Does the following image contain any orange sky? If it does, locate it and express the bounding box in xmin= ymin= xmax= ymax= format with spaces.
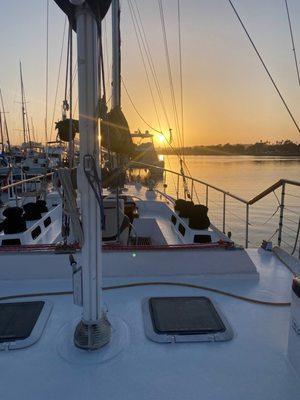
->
xmin=1 ymin=0 xmax=300 ymax=147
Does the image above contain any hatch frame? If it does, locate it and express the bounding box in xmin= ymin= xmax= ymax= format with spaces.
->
xmin=142 ymin=296 xmax=234 ymax=343
xmin=0 ymin=300 xmax=53 ymax=351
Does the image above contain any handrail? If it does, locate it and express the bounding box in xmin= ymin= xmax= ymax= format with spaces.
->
xmin=131 ymin=160 xmax=300 ymax=250
xmin=131 ymin=161 xmax=248 ymax=204
xmin=0 ymin=171 xmax=54 ymax=192
xmin=131 ymin=160 xmax=300 ymax=206
xmin=1 ymin=161 xmax=300 ymax=252
xmin=248 ymin=179 xmax=300 ymax=205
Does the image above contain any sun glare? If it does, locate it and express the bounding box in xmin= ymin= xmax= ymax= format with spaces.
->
xmin=157 ymin=134 xmax=165 ymax=143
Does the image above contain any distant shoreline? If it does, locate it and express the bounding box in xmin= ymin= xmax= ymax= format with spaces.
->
xmin=157 ymin=152 xmax=300 ymax=156
xmin=156 ymin=141 xmax=300 ymax=157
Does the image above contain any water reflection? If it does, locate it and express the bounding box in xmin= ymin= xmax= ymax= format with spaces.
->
xmin=151 ymin=155 xmax=300 ymax=250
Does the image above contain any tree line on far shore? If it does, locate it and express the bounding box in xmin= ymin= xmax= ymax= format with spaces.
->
xmin=157 ymin=140 xmax=300 ymax=156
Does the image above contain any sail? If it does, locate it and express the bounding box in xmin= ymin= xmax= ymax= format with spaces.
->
xmin=53 ymin=0 xmax=111 ymax=30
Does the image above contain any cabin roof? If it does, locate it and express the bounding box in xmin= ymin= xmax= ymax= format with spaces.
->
xmin=0 ymin=249 xmax=299 ymax=399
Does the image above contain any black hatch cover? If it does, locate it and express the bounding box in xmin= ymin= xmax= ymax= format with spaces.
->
xmin=149 ymin=297 xmax=226 ymax=335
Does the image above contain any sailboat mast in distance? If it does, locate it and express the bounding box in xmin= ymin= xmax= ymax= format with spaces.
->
xmin=19 ymin=62 xmax=32 ymax=147
xmin=0 ymin=88 xmax=11 ymax=152
xmin=19 ymin=62 xmax=27 ymax=145
xmin=111 ymin=0 xmax=121 ymax=109
xmin=0 ymin=110 xmax=3 ymax=152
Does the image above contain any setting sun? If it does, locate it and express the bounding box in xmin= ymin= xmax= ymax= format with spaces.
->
xmin=157 ymin=133 xmax=165 ymax=143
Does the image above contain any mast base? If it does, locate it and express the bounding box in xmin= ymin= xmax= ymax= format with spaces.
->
xmin=74 ymin=313 xmax=111 ymax=350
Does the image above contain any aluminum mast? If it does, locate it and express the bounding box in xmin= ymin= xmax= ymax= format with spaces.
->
xmin=70 ymin=0 xmax=111 ymax=350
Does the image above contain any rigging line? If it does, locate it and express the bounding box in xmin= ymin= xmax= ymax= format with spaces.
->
xmin=25 ymin=92 xmax=31 ymax=143
xmin=45 ymin=0 xmax=50 ymax=143
xmin=285 ymin=193 xmax=300 ymax=199
xmin=284 ymin=224 xmax=298 ymax=235
xmin=50 ymin=16 xmax=67 ymax=142
xmin=177 ymin=0 xmax=185 ymax=156
xmin=65 ymin=62 xmax=78 ymax=106
xmin=261 ymin=205 xmax=280 ymax=225
xmin=121 ymin=76 xmax=162 ymax=134
xmin=162 ymin=142 xmax=177 ymax=194
xmin=68 ymin=22 xmax=74 ymax=168
xmin=65 ymin=65 xmax=78 ymax=119
xmin=127 ymin=0 xmax=162 ymax=131
xmin=20 ymin=67 xmax=32 ymax=144
xmin=267 ymin=228 xmax=279 ymax=242
xmin=131 ymin=0 xmax=171 ymax=130
xmin=0 ymin=89 xmax=11 ymax=150
xmin=285 ymin=207 xmax=300 ymax=215
xmin=122 ymin=74 xmax=188 ymax=166
xmin=131 ymin=0 xmax=190 ymax=175
xmin=291 ymin=217 xmax=300 ymax=255
xmin=103 ymin=18 xmax=111 ymax=96
xmin=273 ymin=189 xmax=281 ymax=206
xmin=0 ymin=112 xmax=3 ymax=150
xmin=284 ymin=215 xmax=300 ymax=225
xmin=284 ymin=0 xmax=300 ymax=87
xmin=99 ymin=23 xmax=107 ymax=102
xmin=64 ymin=27 xmax=70 ymax=102
xmin=227 ymin=0 xmax=300 ymax=134
xmin=73 ymin=96 xmax=79 ymax=116
xmin=123 ymin=67 xmax=195 ymax=197
xmin=158 ymin=0 xmax=183 ymax=149
xmin=0 ymin=281 xmax=290 ymax=306
xmin=30 ymin=117 xmax=36 ymax=142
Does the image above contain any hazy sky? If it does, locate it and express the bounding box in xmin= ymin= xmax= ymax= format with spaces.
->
xmin=1 ymin=0 xmax=300 ymax=146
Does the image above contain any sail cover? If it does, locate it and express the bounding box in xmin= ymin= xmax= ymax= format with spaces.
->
xmin=53 ymin=0 xmax=111 ymax=30
xmin=101 ymin=106 xmax=135 ymax=156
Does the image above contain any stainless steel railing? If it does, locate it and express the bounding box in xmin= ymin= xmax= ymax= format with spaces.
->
xmin=131 ymin=161 xmax=300 ymax=253
xmin=1 ymin=162 xmax=300 ymax=255
xmin=0 ymin=170 xmax=55 ymax=207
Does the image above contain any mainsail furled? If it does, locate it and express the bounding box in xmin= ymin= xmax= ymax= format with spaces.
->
xmin=101 ymin=106 xmax=135 ymax=156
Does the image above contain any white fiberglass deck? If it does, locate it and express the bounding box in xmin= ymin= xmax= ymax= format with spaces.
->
xmin=0 ymin=249 xmax=299 ymax=400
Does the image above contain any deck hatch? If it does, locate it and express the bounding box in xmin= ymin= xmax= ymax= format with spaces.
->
xmin=143 ymin=296 xmax=233 ymax=343
xmin=150 ymin=297 xmax=225 ymax=334
xmin=0 ymin=301 xmax=52 ymax=350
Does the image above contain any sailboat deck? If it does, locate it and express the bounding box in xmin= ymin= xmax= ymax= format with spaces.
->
xmin=0 ymin=249 xmax=299 ymax=400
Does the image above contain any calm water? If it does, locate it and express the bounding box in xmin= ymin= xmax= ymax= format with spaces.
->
xmin=157 ymin=155 xmax=300 ymax=252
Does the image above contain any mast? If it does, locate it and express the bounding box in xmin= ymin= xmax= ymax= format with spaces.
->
xmin=111 ymin=0 xmax=121 ymax=109
xmin=0 ymin=89 xmax=11 ymax=152
xmin=19 ymin=62 xmax=27 ymax=145
xmin=31 ymin=117 xmax=36 ymax=143
xmin=71 ymin=0 xmax=111 ymax=350
xmin=19 ymin=62 xmax=32 ymax=148
xmin=0 ymin=111 xmax=3 ymax=153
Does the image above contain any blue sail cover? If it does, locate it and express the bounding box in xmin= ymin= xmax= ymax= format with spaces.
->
xmin=53 ymin=0 xmax=111 ymax=30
